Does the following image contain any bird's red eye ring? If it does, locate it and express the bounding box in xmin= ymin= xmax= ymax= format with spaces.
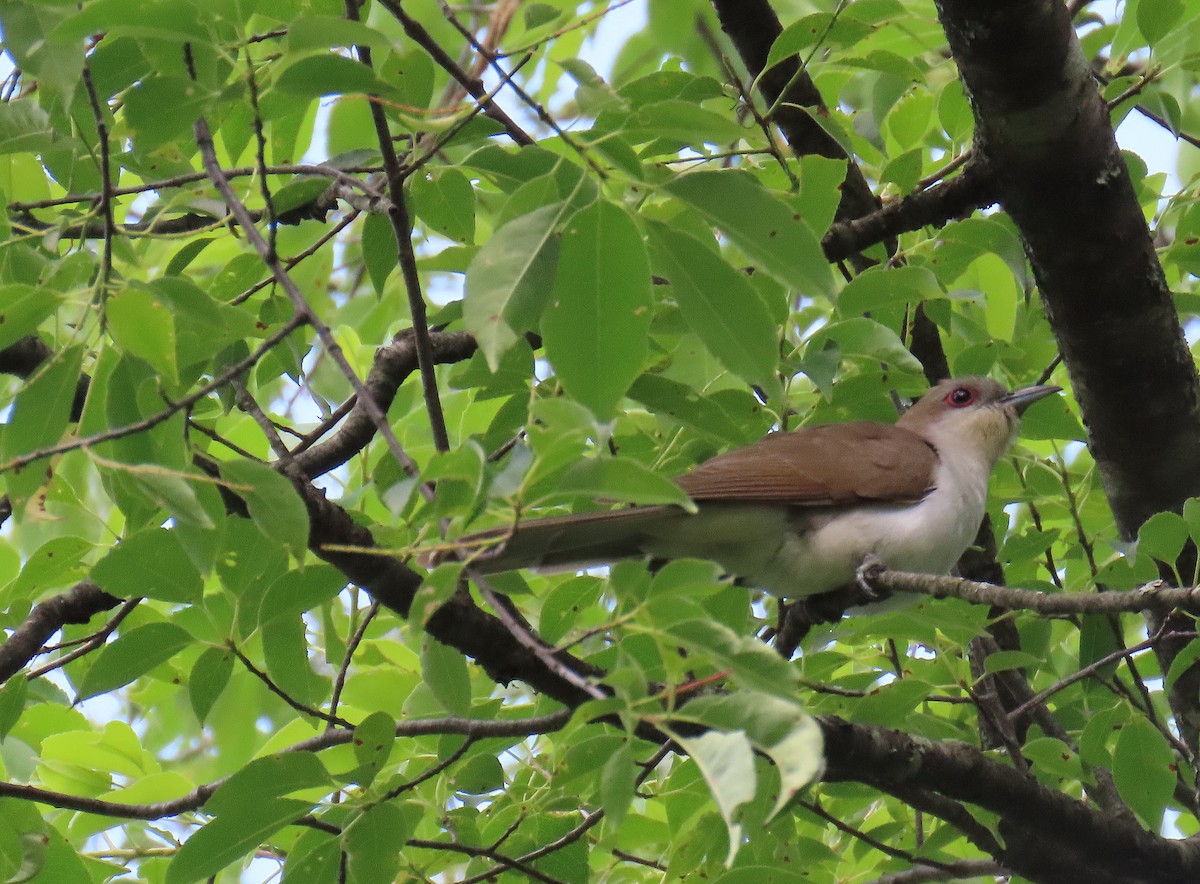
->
xmin=945 ymin=386 xmax=977 ymax=408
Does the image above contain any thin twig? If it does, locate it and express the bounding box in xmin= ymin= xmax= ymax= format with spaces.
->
xmin=373 ymin=0 xmax=534 ymax=146
xmin=228 ymin=642 xmax=354 ymax=729
xmin=439 ymin=2 xmax=608 ymax=179
xmin=0 ymin=710 xmax=572 ymax=819
xmin=80 ymin=63 xmax=114 ymax=301
xmin=245 ymin=46 xmax=278 ymax=262
xmin=863 ymin=566 xmax=1200 ymax=616
xmin=235 ymin=383 xmax=293 ymax=462
xmin=28 ymin=599 xmax=142 ymax=679
xmin=800 ymin=798 xmax=958 ymax=871
xmin=194 ymin=116 xmax=428 ymax=493
xmin=346 ymin=0 xmax=451 ymax=453
xmin=407 ymin=838 xmax=563 ymax=883
xmin=475 ymin=574 xmax=606 ymax=700
xmin=326 ymin=599 xmax=378 ymax=731
xmin=1007 ymin=628 xmax=1190 ymax=725
xmin=0 ymin=314 xmax=308 ymax=476
xmin=379 ymin=735 xmax=473 ymax=801
xmin=8 ymin=163 xmax=383 ymax=211
xmin=231 ymin=209 xmax=361 ymax=306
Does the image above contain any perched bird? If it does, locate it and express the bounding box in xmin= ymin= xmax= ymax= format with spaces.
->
xmin=445 ymin=377 xmax=1060 ymax=597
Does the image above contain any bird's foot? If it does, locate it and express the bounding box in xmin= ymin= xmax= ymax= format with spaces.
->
xmin=855 ymin=555 xmax=888 ymax=602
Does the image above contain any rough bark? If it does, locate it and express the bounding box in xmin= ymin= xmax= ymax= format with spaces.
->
xmin=935 ymin=0 xmax=1200 ymax=536
xmin=935 ymin=0 xmax=1200 ymax=756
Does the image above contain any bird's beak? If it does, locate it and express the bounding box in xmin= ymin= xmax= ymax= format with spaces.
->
xmin=1001 ymin=384 xmax=1062 ymax=414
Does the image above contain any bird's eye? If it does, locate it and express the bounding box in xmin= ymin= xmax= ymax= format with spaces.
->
xmin=945 ymin=387 xmax=977 ymax=408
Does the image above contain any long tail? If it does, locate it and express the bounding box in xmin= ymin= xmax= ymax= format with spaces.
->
xmin=447 ymin=506 xmax=683 ymax=573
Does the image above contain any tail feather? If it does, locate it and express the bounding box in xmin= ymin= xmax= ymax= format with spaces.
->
xmin=451 ymin=506 xmax=682 ymax=574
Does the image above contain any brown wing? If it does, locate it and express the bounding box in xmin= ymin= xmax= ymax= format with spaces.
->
xmin=674 ymin=421 xmax=939 ymax=505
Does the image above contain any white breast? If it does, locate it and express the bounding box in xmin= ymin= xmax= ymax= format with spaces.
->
xmin=726 ymin=447 xmax=991 ymax=598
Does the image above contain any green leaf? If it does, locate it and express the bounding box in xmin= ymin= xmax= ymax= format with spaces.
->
xmin=1 ymin=344 xmax=82 ymax=511
xmin=1026 ymin=738 xmax=1086 ymax=785
xmin=0 ymin=284 xmax=62 ymax=351
xmin=663 ymin=618 xmax=798 ymax=697
xmin=542 ymin=200 xmax=652 ymax=418
xmin=796 ymin=155 xmax=847 ymax=243
xmin=1167 ymin=640 xmax=1200 ymax=690
xmin=106 ymin=287 xmax=178 ymax=386
xmin=0 ymin=102 xmax=54 ymax=155
xmin=262 ymin=614 xmax=327 ymax=706
xmin=77 ymin=623 xmax=192 ymax=700
xmin=1000 ymin=527 xmax=1061 ymax=565
xmin=464 ymin=202 xmax=570 ymax=369
xmin=851 ymin=679 xmax=935 ymax=726
xmin=766 ymin=13 xmax=872 ymax=68
xmin=648 ymin=224 xmax=779 ymax=386
xmin=421 ymin=636 xmax=471 ymax=716
xmin=0 ymin=810 xmax=23 ymax=881
xmin=205 ymin=753 xmax=330 ymax=815
xmin=1138 ymin=0 xmax=1185 ymax=44
xmin=884 ymin=89 xmax=933 ymax=150
xmin=1137 ymin=511 xmax=1189 ymax=565
xmin=346 ymin=711 xmax=396 ymax=787
xmin=679 ymin=692 xmax=823 ymax=819
xmin=361 ymin=212 xmax=397 ymax=296
xmin=556 ymin=457 xmax=695 ymax=510
xmin=288 ymin=15 xmax=388 ymax=51
xmin=1183 ymin=497 xmax=1200 ymax=547
xmin=671 ymin=729 xmax=755 ymax=864
xmin=599 ymin=742 xmax=637 ymax=831
xmin=343 ymin=803 xmax=415 ymax=884
xmin=282 ymin=830 xmax=341 ymax=883
xmin=938 ymin=216 xmax=1030 ymax=289
xmin=53 ymin=0 xmax=208 ymax=42
xmin=663 ymin=170 xmax=833 ymax=299
xmin=1 ymin=536 xmax=92 ymax=608
xmin=1111 ymin=718 xmax=1176 ymax=827
xmin=1017 ymin=395 xmax=1086 ymax=442
xmin=189 ymin=647 xmax=233 ymax=725
xmin=451 ymin=753 xmax=505 ymax=794
xmin=628 ymin=375 xmax=760 ymax=445
xmin=164 ymin=238 xmax=216 ymax=277
xmin=167 ymin=799 xmax=311 ymax=884
xmin=380 ymin=48 xmax=435 ymax=111
xmin=712 ymin=868 xmax=805 ymax=884
xmin=256 ymin=565 xmax=347 ymax=629
xmin=19 ymin=828 xmax=87 ymax=883
xmin=621 ymin=99 xmax=744 ymax=145
xmin=91 ymin=528 xmax=203 ymax=604
xmin=122 ymin=76 xmax=214 ymax=150
xmin=410 ymin=169 xmax=475 ymax=243
xmin=837 ymin=266 xmax=942 ymax=315
xmin=981 ymin=650 xmax=1043 ymax=675
xmin=524 ymin=3 xmax=562 ymax=29
xmin=0 ymin=674 xmax=27 ymax=740
xmin=271 ymin=177 xmax=331 ymax=215
xmin=219 ymin=460 xmax=310 ymax=557
xmin=275 ymin=54 xmax=386 ymax=98
xmin=132 ymin=472 xmax=214 ymax=530
xmin=937 ymin=80 xmax=973 ymax=142
xmin=804 ymin=317 xmax=924 ymax=375
xmin=3 ymin=825 xmax=46 ymax=884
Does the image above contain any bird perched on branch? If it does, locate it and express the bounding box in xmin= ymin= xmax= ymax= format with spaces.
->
xmin=440 ymin=377 xmax=1060 ymax=598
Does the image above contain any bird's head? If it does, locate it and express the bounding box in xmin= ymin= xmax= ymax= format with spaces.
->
xmin=897 ymin=376 xmax=1062 ymax=467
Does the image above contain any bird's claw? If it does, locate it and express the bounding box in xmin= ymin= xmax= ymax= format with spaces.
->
xmin=855 ymin=555 xmax=887 ymax=601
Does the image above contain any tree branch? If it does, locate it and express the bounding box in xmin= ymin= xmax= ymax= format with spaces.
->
xmin=820 ymin=716 xmax=1200 ymax=883
xmin=865 ymin=566 xmax=1200 ymax=616
xmin=0 ymin=582 xmax=121 ymax=685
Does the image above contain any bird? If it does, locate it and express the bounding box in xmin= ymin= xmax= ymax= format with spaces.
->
xmin=442 ymin=377 xmax=1061 ymax=598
